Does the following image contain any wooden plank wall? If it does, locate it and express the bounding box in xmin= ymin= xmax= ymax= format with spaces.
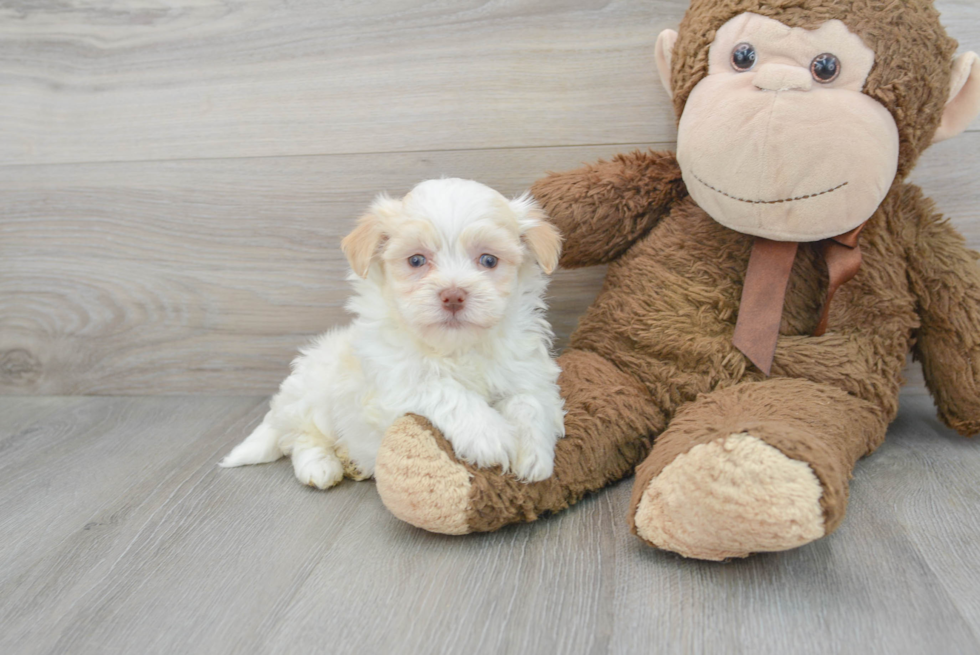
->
xmin=2 ymin=1 xmax=978 ymax=395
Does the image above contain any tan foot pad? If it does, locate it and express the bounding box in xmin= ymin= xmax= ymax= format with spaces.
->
xmin=375 ymin=414 xmax=473 ymax=535
xmin=633 ymin=433 xmax=825 ymax=560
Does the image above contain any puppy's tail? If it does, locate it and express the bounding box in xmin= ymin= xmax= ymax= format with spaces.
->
xmin=219 ymin=412 xmax=284 ymax=468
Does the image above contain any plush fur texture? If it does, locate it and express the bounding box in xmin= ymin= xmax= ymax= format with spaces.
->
xmin=375 ymin=414 xmax=473 ymax=534
xmin=633 ymin=433 xmax=825 ymax=560
xmin=373 ymin=1 xmax=980 ymax=560
xmin=221 ymin=178 xmax=565 ymax=488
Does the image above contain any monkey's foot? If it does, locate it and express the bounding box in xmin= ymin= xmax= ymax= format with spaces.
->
xmin=629 ymin=432 xmax=826 ymax=560
xmin=626 ymin=378 xmax=881 ymax=560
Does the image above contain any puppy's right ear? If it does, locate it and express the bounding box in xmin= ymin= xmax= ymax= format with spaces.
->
xmin=341 ymin=195 xmax=401 ymax=278
xmin=511 ymin=193 xmax=562 ymax=275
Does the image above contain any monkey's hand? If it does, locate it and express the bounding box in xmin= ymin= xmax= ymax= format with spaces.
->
xmin=905 ymin=186 xmax=980 ymax=436
xmin=531 ymin=150 xmax=687 ymax=268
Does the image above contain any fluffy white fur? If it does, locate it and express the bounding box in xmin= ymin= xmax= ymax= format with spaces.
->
xmin=220 ymin=178 xmax=565 ymax=489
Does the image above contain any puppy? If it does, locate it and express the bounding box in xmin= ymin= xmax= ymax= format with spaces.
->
xmin=220 ymin=178 xmax=565 ymax=488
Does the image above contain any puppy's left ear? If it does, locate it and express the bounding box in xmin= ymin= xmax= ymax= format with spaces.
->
xmin=511 ymin=194 xmax=562 ymax=274
xmin=341 ymin=194 xmax=401 ymax=278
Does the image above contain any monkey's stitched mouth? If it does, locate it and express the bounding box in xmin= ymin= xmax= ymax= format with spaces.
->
xmin=692 ymin=173 xmax=848 ymax=205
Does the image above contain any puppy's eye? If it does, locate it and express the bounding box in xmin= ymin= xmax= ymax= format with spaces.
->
xmin=479 ymin=254 xmax=498 ymax=269
xmin=408 ymin=254 xmax=426 ymax=268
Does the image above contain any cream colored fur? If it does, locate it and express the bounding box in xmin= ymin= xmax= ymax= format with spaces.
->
xmin=633 ymin=433 xmax=825 ymax=561
xmin=220 ymin=178 xmax=565 ymax=488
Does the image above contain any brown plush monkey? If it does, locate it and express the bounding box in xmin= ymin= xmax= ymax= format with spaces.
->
xmin=373 ymin=0 xmax=980 ymax=560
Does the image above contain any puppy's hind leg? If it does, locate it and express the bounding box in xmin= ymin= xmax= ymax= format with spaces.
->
xmin=290 ymin=431 xmax=345 ymax=490
xmin=220 ymin=411 xmax=284 ymax=468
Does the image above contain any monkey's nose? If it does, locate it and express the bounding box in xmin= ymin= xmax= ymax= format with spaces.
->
xmin=439 ymin=287 xmax=468 ymax=313
xmin=753 ymin=63 xmax=813 ymax=92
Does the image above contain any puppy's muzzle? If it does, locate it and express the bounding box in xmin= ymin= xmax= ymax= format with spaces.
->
xmin=439 ymin=287 xmax=468 ymax=314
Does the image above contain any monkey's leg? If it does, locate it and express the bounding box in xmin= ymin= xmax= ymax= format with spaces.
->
xmin=375 ymin=349 xmax=666 ymax=534
xmin=628 ymin=378 xmax=888 ymax=560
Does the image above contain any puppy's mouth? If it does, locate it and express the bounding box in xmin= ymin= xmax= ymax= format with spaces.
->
xmin=440 ymin=315 xmax=465 ymax=327
xmin=433 ymin=311 xmax=497 ymax=331
xmin=437 ymin=314 xmax=474 ymax=329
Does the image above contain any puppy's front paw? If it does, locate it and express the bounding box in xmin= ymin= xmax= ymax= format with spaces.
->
xmin=447 ymin=410 xmax=517 ymax=473
xmin=497 ymin=395 xmax=562 ymax=482
xmin=512 ymin=440 xmax=556 ymax=482
xmin=292 ymin=450 xmax=344 ymax=489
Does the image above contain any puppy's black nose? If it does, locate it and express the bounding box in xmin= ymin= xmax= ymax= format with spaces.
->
xmin=439 ymin=287 xmax=467 ymax=313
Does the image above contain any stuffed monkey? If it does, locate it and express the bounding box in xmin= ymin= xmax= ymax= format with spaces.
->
xmin=373 ymin=0 xmax=980 ymax=560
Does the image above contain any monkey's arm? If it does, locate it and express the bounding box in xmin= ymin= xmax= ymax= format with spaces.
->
xmin=531 ymin=150 xmax=687 ymax=268
xmin=904 ymin=186 xmax=980 ymax=436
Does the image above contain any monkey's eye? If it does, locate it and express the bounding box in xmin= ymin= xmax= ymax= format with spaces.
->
xmin=479 ymin=254 xmax=498 ymax=269
xmin=731 ymin=43 xmax=757 ymax=71
xmin=408 ymin=254 xmax=426 ymax=268
xmin=811 ymin=53 xmax=841 ymax=83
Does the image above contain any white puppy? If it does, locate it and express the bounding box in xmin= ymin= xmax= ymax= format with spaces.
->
xmin=220 ymin=178 xmax=565 ymax=488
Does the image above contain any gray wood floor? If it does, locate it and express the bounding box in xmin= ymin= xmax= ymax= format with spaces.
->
xmin=2 ymin=392 xmax=979 ymax=655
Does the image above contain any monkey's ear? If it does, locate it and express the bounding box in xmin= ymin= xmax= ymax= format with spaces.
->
xmin=341 ymin=195 xmax=400 ymax=278
xmin=933 ymin=52 xmax=980 ymax=144
xmin=511 ymin=194 xmax=562 ymax=275
xmin=655 ymin=29 xmax=678 ymax=99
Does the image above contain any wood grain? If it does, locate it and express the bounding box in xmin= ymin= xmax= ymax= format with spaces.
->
xmin=864 ymin=397 xmax=980 ymax=633
xmin=0 ymin=144 xmax=627 ymax=395
xmin=1 ymin=1 xmax=976 ymax=167
xmin=2 ymin=131 xmax=977 ymax=395
xmin=1 ymin=394 xmax=978 ymax=654
xmin=1 ymin=0 xmax=979 ymax=396
xmin=0 ymin=0 xmax=685 ymax=166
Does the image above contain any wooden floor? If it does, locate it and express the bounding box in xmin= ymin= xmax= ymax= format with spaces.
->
xmin=3 ymin=1 xmax=980 ymax=653
xmin=1 ymin=392 xmax=979 ymax=655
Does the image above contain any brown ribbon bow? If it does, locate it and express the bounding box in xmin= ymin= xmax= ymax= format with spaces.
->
xmin=732 ymin=224 xmax=866 ymax=376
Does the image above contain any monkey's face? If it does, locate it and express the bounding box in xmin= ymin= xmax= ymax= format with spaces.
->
xmin=674 ymin=13 xmax=900 ymax=241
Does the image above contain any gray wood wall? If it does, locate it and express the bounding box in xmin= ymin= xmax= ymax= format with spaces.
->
xmin=3 ymin=0 xmax=978 ymax=395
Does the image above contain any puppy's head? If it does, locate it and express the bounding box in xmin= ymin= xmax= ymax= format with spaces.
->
xmin=341 ymin=178 xmax=561 ymax=347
